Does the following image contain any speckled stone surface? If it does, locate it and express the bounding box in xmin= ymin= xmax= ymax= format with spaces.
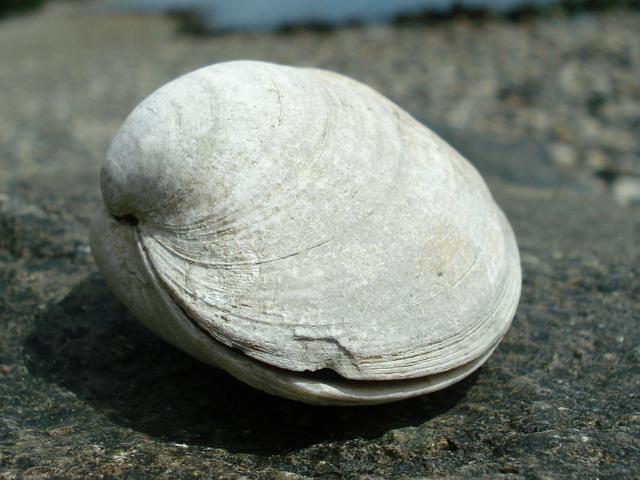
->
xmin=1 ymin=3 xmax=639 ymax=479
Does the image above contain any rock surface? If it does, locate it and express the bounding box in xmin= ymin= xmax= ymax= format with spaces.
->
xmin=1 ymin=3 xmax=639 ymax=478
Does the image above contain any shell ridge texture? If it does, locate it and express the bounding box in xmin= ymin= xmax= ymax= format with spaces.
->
xmin=90 ymin=60 xmax=522 ymax=405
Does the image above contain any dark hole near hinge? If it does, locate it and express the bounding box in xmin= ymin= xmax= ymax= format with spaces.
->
xmin=114 ymin=214 xmax=139 ymax=227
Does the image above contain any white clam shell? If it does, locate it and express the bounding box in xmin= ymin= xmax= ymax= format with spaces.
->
xmin=90 ymin=61 xmax=521 ymax=405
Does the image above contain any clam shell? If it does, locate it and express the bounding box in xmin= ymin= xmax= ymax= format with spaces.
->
xmin=90 ymin=61 xmax=521 ymax=405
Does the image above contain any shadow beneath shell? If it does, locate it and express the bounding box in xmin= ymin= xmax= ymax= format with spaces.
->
xmin=25 ymin=274 xmax=477 ymax=455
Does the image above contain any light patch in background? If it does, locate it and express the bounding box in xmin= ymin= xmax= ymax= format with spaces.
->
xmin=102 ymin=0 xmax=558 ymax=32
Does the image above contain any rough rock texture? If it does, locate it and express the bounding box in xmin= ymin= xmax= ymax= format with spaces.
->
xmin=1 ymin=3 xmax=639 ymax=478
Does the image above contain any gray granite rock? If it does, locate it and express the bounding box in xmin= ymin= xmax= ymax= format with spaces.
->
xmin=1 ymin=3 xmax=638 ymax=479
xmin=2 ymin=178 xmax=638 ymax=479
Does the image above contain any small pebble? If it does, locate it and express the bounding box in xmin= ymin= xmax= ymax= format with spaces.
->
xmin=612 ymin=176 xmax=640 ymax=206
xmin=550 ymin=142 xmax=578 ymax=169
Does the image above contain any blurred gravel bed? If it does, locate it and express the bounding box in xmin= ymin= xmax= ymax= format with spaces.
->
xmin=0 ymin=3 xmax=638 ymax=201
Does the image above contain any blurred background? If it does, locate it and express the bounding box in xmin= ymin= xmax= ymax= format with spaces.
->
xmin=1 ymin=0 xmax=639 ymax=205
